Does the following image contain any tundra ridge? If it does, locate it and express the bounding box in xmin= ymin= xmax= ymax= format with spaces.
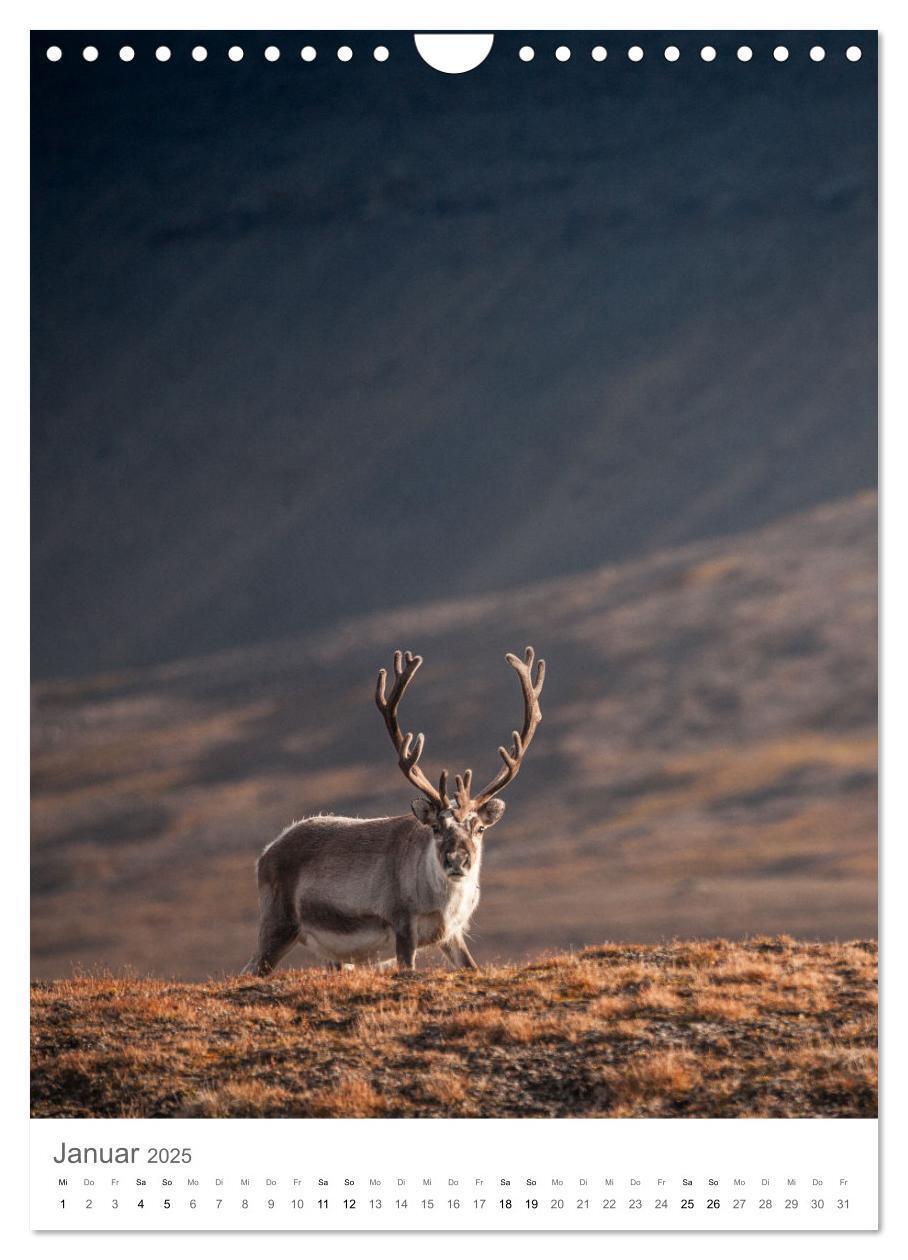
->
xmin=31 ymin=937 xmax=877 ymax=1119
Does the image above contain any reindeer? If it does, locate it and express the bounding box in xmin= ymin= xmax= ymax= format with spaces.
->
xmin=242 ymin=647 xmax=545 ymax=975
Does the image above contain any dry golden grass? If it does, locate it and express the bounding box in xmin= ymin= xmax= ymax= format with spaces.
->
xmin=31 ymin=937 xmax=876 ymax=1119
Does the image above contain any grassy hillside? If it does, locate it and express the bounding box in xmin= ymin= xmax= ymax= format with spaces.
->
xmin=31 ymin=938 xmax=877 ymax=1119
xmin=31 ymin=494 xmax=876 ymax=979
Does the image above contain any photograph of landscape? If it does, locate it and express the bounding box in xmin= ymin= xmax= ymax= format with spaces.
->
xmin=31 ymin=32 xmax=876 ymax=1118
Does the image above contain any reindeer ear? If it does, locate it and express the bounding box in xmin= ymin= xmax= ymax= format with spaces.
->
xmin=477 ymin=799 xmax=506 ymax=827
xmin=411 ymin=798 xmax=438 ymax=826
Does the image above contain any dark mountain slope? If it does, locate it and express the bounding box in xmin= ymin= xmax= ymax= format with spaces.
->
xmin=31 ymin=33 xmax=875 ymax=676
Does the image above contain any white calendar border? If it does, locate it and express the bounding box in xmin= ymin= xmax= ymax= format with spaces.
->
xmin=4 ymin=0 xmax=902 ymax=1255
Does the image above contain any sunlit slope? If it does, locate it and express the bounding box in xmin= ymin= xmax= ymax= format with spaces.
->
xmin=31 ymin=493 xmax=876 ymax=979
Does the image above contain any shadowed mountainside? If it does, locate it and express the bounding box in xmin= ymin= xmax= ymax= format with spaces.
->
xmin=31 ymin=33 xmax=876 ymax=676
xmin=31 ymin=492 xmax=876 ymax=979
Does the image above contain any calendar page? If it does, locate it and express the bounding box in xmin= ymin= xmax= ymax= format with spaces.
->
xmin=29 ymin=11 xmax=878 ymax=1238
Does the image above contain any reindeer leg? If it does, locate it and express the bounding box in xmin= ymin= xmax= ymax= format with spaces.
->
xmin=394 ymin=917 xmax=418 ymax=972
xmin=441 ymin=935 xmax=479 ymax=971
xmin=242 ymin=898 xmax=300 ymax=976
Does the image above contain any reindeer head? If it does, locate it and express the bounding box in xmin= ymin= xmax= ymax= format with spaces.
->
xmin=375 ymin=647 xmax=545 ymax=877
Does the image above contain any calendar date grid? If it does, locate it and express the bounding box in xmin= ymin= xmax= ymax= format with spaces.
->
xmin=52 ymin=1170 xmax=856 ymax=1221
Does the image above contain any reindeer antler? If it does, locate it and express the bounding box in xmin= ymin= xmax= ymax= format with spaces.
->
xmin=375 ymin=651 xmax=450 ymax=808
xmin=453 ymin=769 xmax=473 ymax=815
xmin=470 ymin=646 xmax=545 ymax=808
xmin=375 ymin=646 xmax=544 ymax=813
